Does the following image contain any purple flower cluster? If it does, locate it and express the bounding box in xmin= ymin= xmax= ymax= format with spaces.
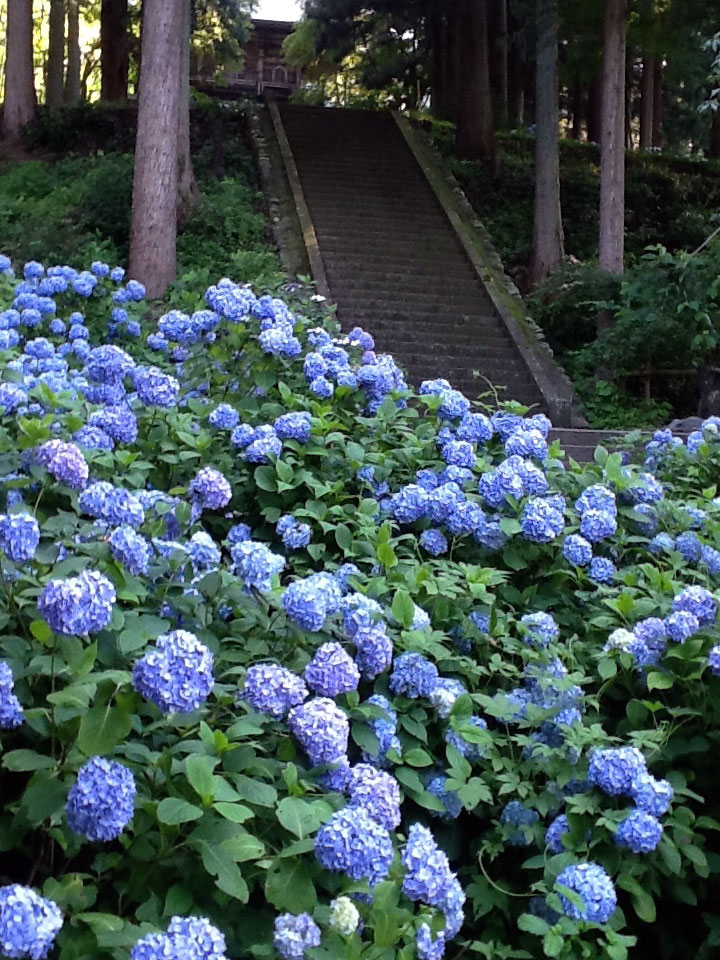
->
xmin=38 ymin=570 xmax=116 ymax=636
xmin=133 ymin=630 xmax=214 ymax=713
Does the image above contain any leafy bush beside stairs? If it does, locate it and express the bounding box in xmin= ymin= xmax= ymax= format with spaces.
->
xmin=0 ymin=254 xmax=719 ymax=959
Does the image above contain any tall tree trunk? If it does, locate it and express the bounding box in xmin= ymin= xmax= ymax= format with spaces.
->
xmin=430 ymin=9 xmax=450 ymax=120
xmin=624 ymin=46 xmax=633 ymax=149
xmin=455 ymin=0 xmax=496 ymax=165
xmin=587 ymin=74 xmax=602 ymax=143
xmin=101 ymin=0 xmax=129 ymax=100
xmin=177 ymin=0 xmax=199 ymax=224
xmin=710 ymin=110 xmax=720 ymax=160
xmin=598 ymin=0 xmax=626 ymax=331
xmin=651 ymin=57 xmax=662 ymax=147
xmin=507 ymin=5 xmax=525 ymax=126
xmin=527 ymin=0 xmax=564 ymax=288
xmin=46 ymin=0 xmax=66 ymax=109
xmin=128 ymin=0 xmax=182 ymax=298
xmin=2 ymin=0 xmax=36 ymax=143
xmin=639 ymin=55 xmax=654 ymax=148
xmin=65 ymin=0 xmax=81 ymax=102
xmin=488 ymin=0 xmax=508 ymax=128
xmin=571 ymin=75 xmax=583 ymax=139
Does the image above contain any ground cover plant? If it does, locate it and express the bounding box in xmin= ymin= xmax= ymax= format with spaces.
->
xmin=0 ymin=252 xmax=719 ymax=960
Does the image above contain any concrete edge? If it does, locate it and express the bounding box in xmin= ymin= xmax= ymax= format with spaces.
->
xmin=246 ymin=104 xmax=310 ymax=279
xmin=392 ymin=112 xmax=581 ymax=428
xmin=267 ymin=101 xmax=331 ymax=299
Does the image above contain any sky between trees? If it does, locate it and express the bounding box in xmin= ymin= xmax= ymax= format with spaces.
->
xmin=256 ymin=0 xmax=301 ymax=21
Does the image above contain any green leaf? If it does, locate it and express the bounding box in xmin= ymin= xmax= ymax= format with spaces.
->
xmin=30 ymin=619 xmax=53 ymax=645
xmin=200 ymin=842 xmax=249 ymax=902
xmin=186 ymin=755 xmax=216 ymax=802
xmin=647 ymin=671 xmax=674 ymax=691
xmin=254 ymin=465 xmax=277 ymax=491
xmin=21 ymin=775 xmax=68 ymax=825
xmin=517 ymin=913 xmax=550 ymax=936
xmin=598 ymin=657 xmax=617 ymax=680
xmin=77 ymin=703 xmax=132 ymax=756
xmin=377 ymin=541 xmax=397 ymax=568
xmin=213 ymin=802 xmax=254 ymax=823
xmin=2 ymin=750 xmax=56 ymax=772
xmin=543 ymin=930 xmax=564 ymax=958
xmin=391 ymin=589 xmax=415 ymax=629
xmin=75 ymin=913 xmax=124 ymax=934
xmin=222 ymin=833 xmax=266 ymax=862
xmin=335 ymin=523 xmax=353 ymax=552
xmin=402 ymin=748 xmax=433 ymax=767
xmin=265 ymin=859 xmax=317 ymax=913
xmin=276 ymin=796 xmax=332 ymax=839
xmin=233 ymin=775 xmax=277 ymax=807
xmin=276 ymin=460 xmax=294 ymax=483
xmin=156 ymin=798 xmax=204 ymax=825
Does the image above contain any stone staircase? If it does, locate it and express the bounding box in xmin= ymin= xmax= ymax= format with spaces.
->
xmin=277 ymin=104 xmax=550 ymax=410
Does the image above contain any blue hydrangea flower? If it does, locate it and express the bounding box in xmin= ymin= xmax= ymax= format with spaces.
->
xmin=0 ymin=513 xmax=39 ymax=563
xmin=288 ymin=698 xmax=349 ymax=764
xmin=273 ymin=913 xmax=321 ymax=960
xmin=520 ymin=498 xmax=564 ymax=543
xmin=361 ymin=694 xmax=401 ymax=767
xmin=675 ymin=531 xmax=702 ymax=563
xmin=38 ymin=570 xmax=115 ymax=636
xmin=427 ymin=776 xmax=462 ymax=820
xmin=189 ymin=467 xmax=232 ymax=510
xmin=588 ymin=556 xmax=616 ymax=584
xmin=66 ymin=756 xmax=136 ymax=842
xmin=630 ymin=773 xmax=673 ymax=817
xmin=563 ymin=534 xmax=593 ymax=567
xmin=401 ymin=822 xmax=465 ymax=933
xmin=500 ymin=800 xmax=539 ymax=846
xmin=133 ymin=631 xmax=214 ymax=713
xmin=277 ymin=516 xmax=311 ymax=551
xmin=346 ymin=763 xmax=401 ymax=828
xmin=315 ymin=806 xmax=393 ymax=886
xmin=390 ymin=652 xmax=439 ymax=699
xmin=274 ymin=411 xmax=312 ymax=443
xmin=664 ymin=610 xmax=700 ymax=643
xmin=240 ymin=663 xmax=308 ymax=718
xmin=0 ymin=884 xmax=63 ymax=960
xmin=283 ymin=577 xmax=330 ymax=632
xmin=588 ymin=746 xmax=646 ymax=797
xmin=131 ymin=917 xmax=227 ymax=960
xmin=505 ymin=427 xmax=548 ymax=460
xmin=545 ymin=814 xmax=570 ymax=853
xmin=133 ymin=366 xmax=179 ymax=408
xmin=88 ymin=405 xmax=138 ymax=444
xmin=615 ymin=808 xmax=663 ymax=853
xmin=36 ymin=439 xmax=88 ymax=489
xmin=232 ymin=540 xmax=285 ymax=592
xmin=73 ymin=425 xmax=114 ymax=451
xmin=109 ymin=526 xmax=151 ymax=576
xmin=456 ymin=412 xmax=493 ymax=443
xmin=700 ymin=544 xmax=720 ymax=575
xmin=556 ymin=862 xmax=616 ymax=923
xmin=576 ymin=485 xmax=616 ymax=516
xmin=208 ymin=403 xmax=239 ymax=429
xmin=520 ymin=611 xmax=559 ymax=647
xmin=390 ymin=484 xmax=429 ymax=524
xmin=0 ymin=662 xmax=23 ymax=729
xmin=445 ymin=716 xmax=489 ymax=761
xmin=353 ymin=622 xmax=393 ymax=679
xmin=672 ymin=585 xmax=717 ymax=626
xmin=304 ymin=642 xmax=360 ymax=696
xmin=579 ymin=508 xmax=617 ymax=543
xmin=709 ymin=644 xmax=720 ymax=676
xmin=420 ymin=528 xmax=448 ymax=556
xmin=78 ymin=482 xmax=145 ymax=528
xmin=187 ymin=531 xmax=221 ymax=573
xmin=244 ymin=425 xmax=283 ymax=463
xmin=649 ymin=532 xmax=675 ymax=555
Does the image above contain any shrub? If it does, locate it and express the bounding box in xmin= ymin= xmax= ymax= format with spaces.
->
xmin=0 ymin=253 xmax=719 ymax=960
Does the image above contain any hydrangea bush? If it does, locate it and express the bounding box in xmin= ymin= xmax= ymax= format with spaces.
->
xmin=0 ymin=253 xmax=719 ymax=959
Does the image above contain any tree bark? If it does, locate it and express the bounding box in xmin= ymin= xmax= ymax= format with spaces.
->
xmin=430 ymin=8 xmax=450 ymax=120
xmin=506 ymin=4 xmax=524 ymax=126
xmin=2 ymin=0 xmax=36 ymax=144
xmin=177 ymin=0 xmax=200 ymax=224
xmin=488 ymin=0 xmax=508 ymax=128
xmin=598 ymin=0 xmax=626 ymax=333
xmin=101 ymin=0 xmax=129 ymax=100
xmin=455 ymin=0 xmax=496 ymax=166
xmin=639 ymin=55 xmax=654 ymax=149
xmin=46 ymin=0 xmax=66 ymax=110
xmin=651 ymin=56 xmax=662 ymax=147
xmin=128 ymin=0 xmax=182 ymax=298
xmin=527 ymin=0 xmax=564 ymax=288
xmin=624 ymin=46 xmax=633 ymax=149
xmin=65 ymin=0 xmax=82 ymax=102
